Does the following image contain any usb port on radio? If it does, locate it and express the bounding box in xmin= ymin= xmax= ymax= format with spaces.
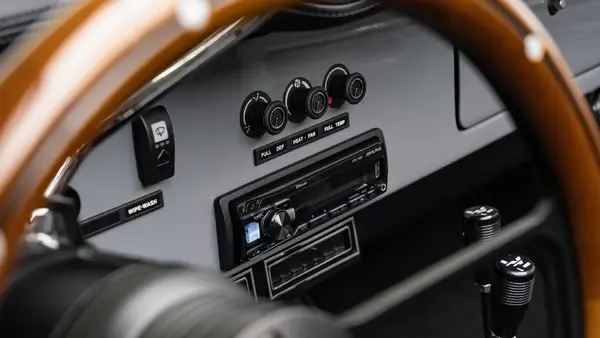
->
xmin=374 ymin=160 xmax=381 ymax=179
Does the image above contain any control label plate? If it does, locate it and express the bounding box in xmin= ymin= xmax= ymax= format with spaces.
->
xmin=253 ymin=113 xmax=350 ymax=165
xmin=80 ymin=191 xmax=164 ymax=238
xmin=321 ymin=114 xmax=348 ymax=135
xmin=291 ymin=127 xmax=318 ymax=148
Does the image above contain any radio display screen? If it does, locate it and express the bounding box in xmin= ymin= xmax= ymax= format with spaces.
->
xmin=291 ymin=164 xmax=371 ymax=216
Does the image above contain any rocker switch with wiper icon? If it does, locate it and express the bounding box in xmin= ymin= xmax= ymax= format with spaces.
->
xmin=132 ymin=106 xmax=175 ymax=187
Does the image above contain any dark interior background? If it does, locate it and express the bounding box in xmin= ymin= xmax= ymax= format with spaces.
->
xmin=302 ymin=134 xmax=548 ymax=337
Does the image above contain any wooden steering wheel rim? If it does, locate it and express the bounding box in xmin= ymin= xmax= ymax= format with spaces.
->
xmin=1 ymin=0 xmax=599 ymax=336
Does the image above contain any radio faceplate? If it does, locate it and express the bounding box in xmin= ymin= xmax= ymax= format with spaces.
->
xmin=215 ymin=129 xmax=387 ymax=271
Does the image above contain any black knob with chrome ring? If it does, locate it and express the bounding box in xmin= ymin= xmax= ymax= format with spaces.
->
xmin=240 ymin=91 xmax=288 ymax=138
xmin=263 ymin=101 xmax=288 ymax=135
xmin=284 ymin=77 xmax=329 ymax=123
xmin=261 ymin=208 xmax=295 ymax=241
xmin=323 ymin=63 xmax=366 ymax=108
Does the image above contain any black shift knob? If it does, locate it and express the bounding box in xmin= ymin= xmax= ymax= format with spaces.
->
xmin=491 ymin=254 xmax=536 ymax=338
xmin=463 ymin=206 xmax=501 ymax=284
xmin=463 ymin=206 xmax=501 ymax=244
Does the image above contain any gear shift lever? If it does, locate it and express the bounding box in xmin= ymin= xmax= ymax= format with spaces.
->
xmin=491 ymin=254 xmax=536 ymax=338
xmin=463 ymin=206 xmax=502 ymax=338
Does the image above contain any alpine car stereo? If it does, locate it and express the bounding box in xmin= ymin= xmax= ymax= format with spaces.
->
xmin=215 ymin=129 xmax=387 ymax=271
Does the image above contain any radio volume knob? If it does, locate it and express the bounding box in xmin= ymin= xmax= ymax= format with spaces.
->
xmin=261 ymin=208 xmax=295 ymax=241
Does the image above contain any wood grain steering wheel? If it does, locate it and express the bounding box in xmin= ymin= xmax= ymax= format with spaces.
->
xmin=0 ymin=0 xmax=599 ymax=336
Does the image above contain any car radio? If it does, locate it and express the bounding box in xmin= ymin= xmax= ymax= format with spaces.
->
xmin=215 ymin=129 xmax=387 ymax=271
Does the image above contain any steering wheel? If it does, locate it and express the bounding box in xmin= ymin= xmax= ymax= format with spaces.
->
xmin=0 ymin=0 xmax=599 ymax=337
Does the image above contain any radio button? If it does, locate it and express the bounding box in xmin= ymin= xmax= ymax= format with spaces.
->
xmin=330 ymin=204 xmax=350 ymax=218
xmin=294 ymin=223 xmax=308 ymax=235
xmin=246 ymin=200 xmax=261 ymax=212
xmin=274 ymin=199 xmax=290 ymax=207
xmin=349 ymin=194 xmax=368 ymax=208
xmin=368 ymin=189 xmax=379 ymax=200
xmin=309 ymin=213 xmax=329 ymax=228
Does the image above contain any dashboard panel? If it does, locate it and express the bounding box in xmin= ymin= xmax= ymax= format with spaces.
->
xmin=0 ymin=0 xmax=54 ymax=17
xmin=0 ymin=0 xmax=599 ymax=333
xmin=70 ymin=11 xmax=514 ymax=270
xmin=459 ymin=0 xmax=600 ymax=128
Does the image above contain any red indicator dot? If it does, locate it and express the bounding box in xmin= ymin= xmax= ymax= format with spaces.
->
xmin=328 ymin=97 xmax=333 ymax=105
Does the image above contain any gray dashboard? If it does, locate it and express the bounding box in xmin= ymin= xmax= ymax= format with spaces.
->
xmin=460 ymin=0 xmax=600 ymax=128
xmin=67 ymin=6 xmax=600 ymax=271
xmin=0 ymin=0 xmax=55 ymax=17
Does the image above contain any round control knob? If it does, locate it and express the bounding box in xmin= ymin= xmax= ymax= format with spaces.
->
xmin=491 ymin=254 xmax=536 ymax=338
xmin=323 ymin=64 xmax=366 ymax=108
xmin=284 ymin=77 xmax=329 ymax=123
xmin=263 ymin=101 xmax=288 ymax=135
xmin=240 ymin=91 xmax=288 ymax=138
xmin=261 ymin=208 xmax=295 ymax=241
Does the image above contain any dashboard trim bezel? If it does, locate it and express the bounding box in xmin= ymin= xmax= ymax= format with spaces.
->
xmin=80 ymin=190 xmax=164 ymax=238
